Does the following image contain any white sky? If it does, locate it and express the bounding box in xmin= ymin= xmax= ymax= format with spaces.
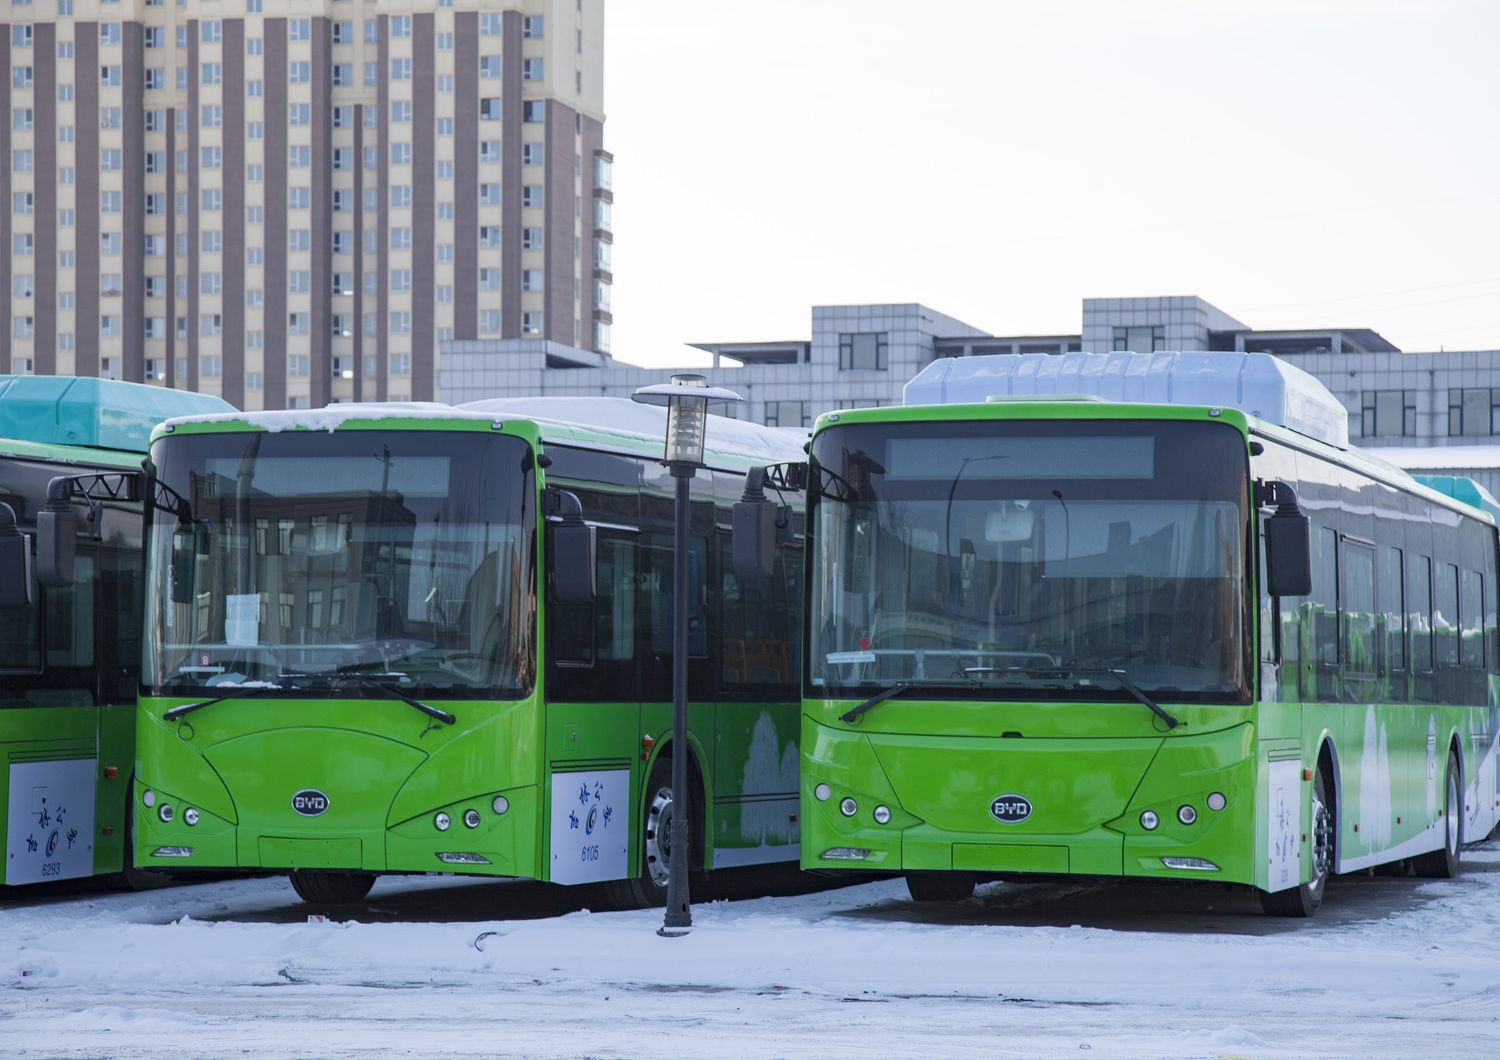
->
xmin=602 ymin=0 xmax=1500 ymax=367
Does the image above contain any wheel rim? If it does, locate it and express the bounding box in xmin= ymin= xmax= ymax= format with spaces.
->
xmin=643 ymin=786 xmax=673 ymax=888
xmin=1444 ymin=767 xmax=1460 ymax=857
xmin=1310 ymin=788 xmax=1332 ymax=890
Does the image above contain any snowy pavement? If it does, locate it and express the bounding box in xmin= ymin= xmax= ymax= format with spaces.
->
xmin=3 ymin=841 xmax=1499 ymax=1058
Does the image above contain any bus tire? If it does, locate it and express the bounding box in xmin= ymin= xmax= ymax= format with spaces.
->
xmin=1259 ymin=768 xmax=1331 ymax=918
xmin=289 ymin=869 xmax=376 ymax=905
xmin=600 ymin=756 xmax=700 ymax=911
xmin=905 ymin=871 xmax=976 ymax=902
xmin=1413 ymin=751 xmax=1462 ymax=879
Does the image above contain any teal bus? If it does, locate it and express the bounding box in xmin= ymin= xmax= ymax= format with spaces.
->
xmin=124 ymin=398 xmax=806 ymax=905
xmin=764 ymin=352 xmax=1500 ymax=916
xmin=1 ymin=376 xmax=231 ymax=888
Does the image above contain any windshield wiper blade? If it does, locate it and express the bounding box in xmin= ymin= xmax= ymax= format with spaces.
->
xmin=332 ymin=670 xmax=456 ymax=726
xmin=961 ymin=666 xmax=1180 ymax=730
xmin=162 ymin=682 xmax=283 ymax=722
xmin=840 ymin=682 xmax=915 ymax=724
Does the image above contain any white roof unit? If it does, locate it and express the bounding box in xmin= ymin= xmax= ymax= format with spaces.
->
xmin=903 ymin=351 xmax=1350 ymax=449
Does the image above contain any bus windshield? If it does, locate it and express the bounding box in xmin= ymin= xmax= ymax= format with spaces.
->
xmin=807 ymin=418 xmax=1251 ymax=702
xmin=143 ymin=429 xmax=536 ymax=700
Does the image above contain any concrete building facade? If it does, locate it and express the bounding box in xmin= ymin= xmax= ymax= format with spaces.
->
xmin=2 ymin=0 xmax=610 ymax=410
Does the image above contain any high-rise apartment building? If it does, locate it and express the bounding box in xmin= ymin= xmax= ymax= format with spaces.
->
xmin=1 ymin=0 xmax=610 ymax=409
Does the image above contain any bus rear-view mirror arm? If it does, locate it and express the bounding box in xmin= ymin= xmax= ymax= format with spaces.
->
xmin=547 ymin=488 xmax=596 ymax=604
xmin=1258 ymin=479 xmax=1312 ymax=598
xmin=0 ymin=501 xmax=31 ymax=607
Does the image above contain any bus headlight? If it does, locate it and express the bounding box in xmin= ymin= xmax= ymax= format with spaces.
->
xmin=873 ymin=805 xmax=892 ymax=825
xmin=814 ymin=783 xmax=832 ymax=802
xmin=183 ymin=807 xmax=200 ymax=827
xmin=1178 ymin=804 xmax=1197 ymax=825
xmin=463 ymin=810 xmax=481 ymax=829
xmin=1207 ymin=792 xmax=1226 ymax=812
xmin=434 ymin=812 xmax=451 ymax=831
xmin=839 ymin=798 xmax=858 ymax=817
xmin=142 ymin=789 xmax=156 ymax=808
xmin=1140 ymin=810 xmax=1159 ymax=830
xmin=491 ymin=796 xmax=509 ymax=815
xmin=158 ymin=803 xmax=174 ymax=823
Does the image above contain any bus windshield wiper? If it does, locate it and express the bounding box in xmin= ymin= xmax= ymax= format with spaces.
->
xmin=960 ymin=666 xmax=1180 ymax=730
xmin=162 ymin=681 xmax=285 ymax=722
xmin=840 ymin=682 xmax=916 ymax=724
xmin=330 ymin=669 xmax=456 ymax=726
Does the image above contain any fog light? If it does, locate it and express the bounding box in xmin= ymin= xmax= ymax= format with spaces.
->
xmin=463 ymin=809 xmax=481 ymax=829
xmin=839 ymin=797 xmax=858 ymax=817
xmin=873 ymin=805 xmax=892 ymax=825
xmin=142 ymin=789 xmax=156 ymax=808
xmin=183 ymin=807 xmax=200 ymax=827
xmin=821 ymin=847 xmax=871 ymax=860
xmin=158 ymin=803 xmax=174 ymax=823
xmin=1139 ymin=810 xmax=1159 ymax=830
xmin=491 ymin=796 xmax=509 ymax=815
xmin=1162 ymin=856 xmax=1219 ymax=872
xmin=434 ymin=812 xmax=451 ymax=831
xmin=1207 ymin=791 xmax=1226 ymax=812
xmin=151 ymin=846 xmax=192 ymax=858
xmin=436 ymin=852 xmax=492 ymax=865
xmin=1178 ymin=804 xmax=1197 ymax=825
xmin=814 ymin=783 xmax=832 ymax=802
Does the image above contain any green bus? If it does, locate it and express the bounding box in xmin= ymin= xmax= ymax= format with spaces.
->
xmin=1 ymin=376 xmax=231 ymax=888
xmin=126 ymin=399 xmax=806 ymax=904
xmin=777 ymin=352 xmax=1500 ymax=916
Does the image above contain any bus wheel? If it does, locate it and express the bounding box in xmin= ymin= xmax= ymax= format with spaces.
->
xmin=1259 ymin=769 xmax=1331 ymax=917
xmin=905 ymin=871 xmax=976 ymax=902
xmin=289 ymin=869 xmax=376 ymax=905
xmin=1413 ymin=752 xmax=1463 ymax=879
xmin=600 ymin=757 xmax=698 ymax=911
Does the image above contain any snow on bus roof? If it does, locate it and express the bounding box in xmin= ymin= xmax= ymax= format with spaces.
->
xmin=164 ymin=397 xmax=808 ymax=464
xmin=903 ymin=351 xmax=1349 ymax=449
xmin=461 ymin=396 xmax=808 ymax=463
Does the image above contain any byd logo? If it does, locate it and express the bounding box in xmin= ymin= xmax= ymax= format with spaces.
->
xmin=989 ymin=794 xmax=1032 ymax=824
xmin=292 ymin=789 xmax=330 ymax=817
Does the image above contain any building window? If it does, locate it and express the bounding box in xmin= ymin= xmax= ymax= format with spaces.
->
xmin=1112 ymin=325 xmax=1165 ymax=353
xmin=1448 ymin=388 xmax=1500 ymax=437
xmin=522 ymin=311 xmax=543 ymax=336
xmin=522 ymin=185 xmax=544 ymax=208
xmin=523 ymin=101 xmax=545 ymax=123
xmin=839 ymin=332 xmax=889 ymax=371
xmin=1361 ymin=390 xmax=1416 ymax=438
xmin=523 ymin=58 xmax=544 ymax=81
xmin=764 ymin=401 xmax=807 ymax=428
xmin=480 ymin=310 xmax=501 ymax=335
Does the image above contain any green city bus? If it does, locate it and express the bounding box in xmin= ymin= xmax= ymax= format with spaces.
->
xmin=1 ymin=376 xmax=231 ymax=888
xmin=127 ymin=399 xmax=806 ymax=905
xmin=782 ymin=352 xmax=1500 ymax=916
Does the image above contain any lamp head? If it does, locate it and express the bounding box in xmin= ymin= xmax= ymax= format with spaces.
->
xmin=631 ymin=374 xmax=742 ymax=467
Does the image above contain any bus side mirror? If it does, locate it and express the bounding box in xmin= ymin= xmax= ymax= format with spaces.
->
xmin=548 ymin=489 xmax=596 ymax=603
xmin=170 ymin=528 xmax=196 ymax=604
xmin=732 ymin=467 xmax=777 ymax=581
xmin=1261 ymin=480 xmax=1311 ymax=598
xmin=35 ymin=479 xmax=78 ymax=588
xmin=0 ymin=501 xmax=31 ymax=607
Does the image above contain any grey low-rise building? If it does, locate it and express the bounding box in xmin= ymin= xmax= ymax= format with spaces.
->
xmin=438 ymin=293 xmax=1500 ymax=490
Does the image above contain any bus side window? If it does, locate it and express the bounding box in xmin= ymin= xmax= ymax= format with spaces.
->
xmin=1434 ymin=562 xmax=1459 ymax=672
xmin=1378 ymin=545 xmax=1405 ymax=691
xmin=1306 ymin=526 xmax=1339 ymax=701
xmin=1341 ymin=539 xmax=1375 ymax=680
xmin=1407 ymin=554 xmax=1433 ymax=678
xmin=1459 ymin=568 xmax=1484 ymax=671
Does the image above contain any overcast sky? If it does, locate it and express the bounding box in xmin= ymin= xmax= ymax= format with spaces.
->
xmin=601 ymin=0 xmax=1500 ymax=367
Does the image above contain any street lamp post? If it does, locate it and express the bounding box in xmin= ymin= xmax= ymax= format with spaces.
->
xmin=632 ymin=374 xmax=741 ymax=937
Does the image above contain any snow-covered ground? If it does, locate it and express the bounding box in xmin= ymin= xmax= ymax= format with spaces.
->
xmin=4 ymin=842 xmax=1499 ymax=1058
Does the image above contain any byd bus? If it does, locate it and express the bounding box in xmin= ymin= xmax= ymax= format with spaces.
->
xmin=733 ymin=351 xmax=1500 ymax=916
xmin=103 ymin=399 xmax=805 ymax=905
xmin=1 ymin=376 xmax=231 ymax=888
